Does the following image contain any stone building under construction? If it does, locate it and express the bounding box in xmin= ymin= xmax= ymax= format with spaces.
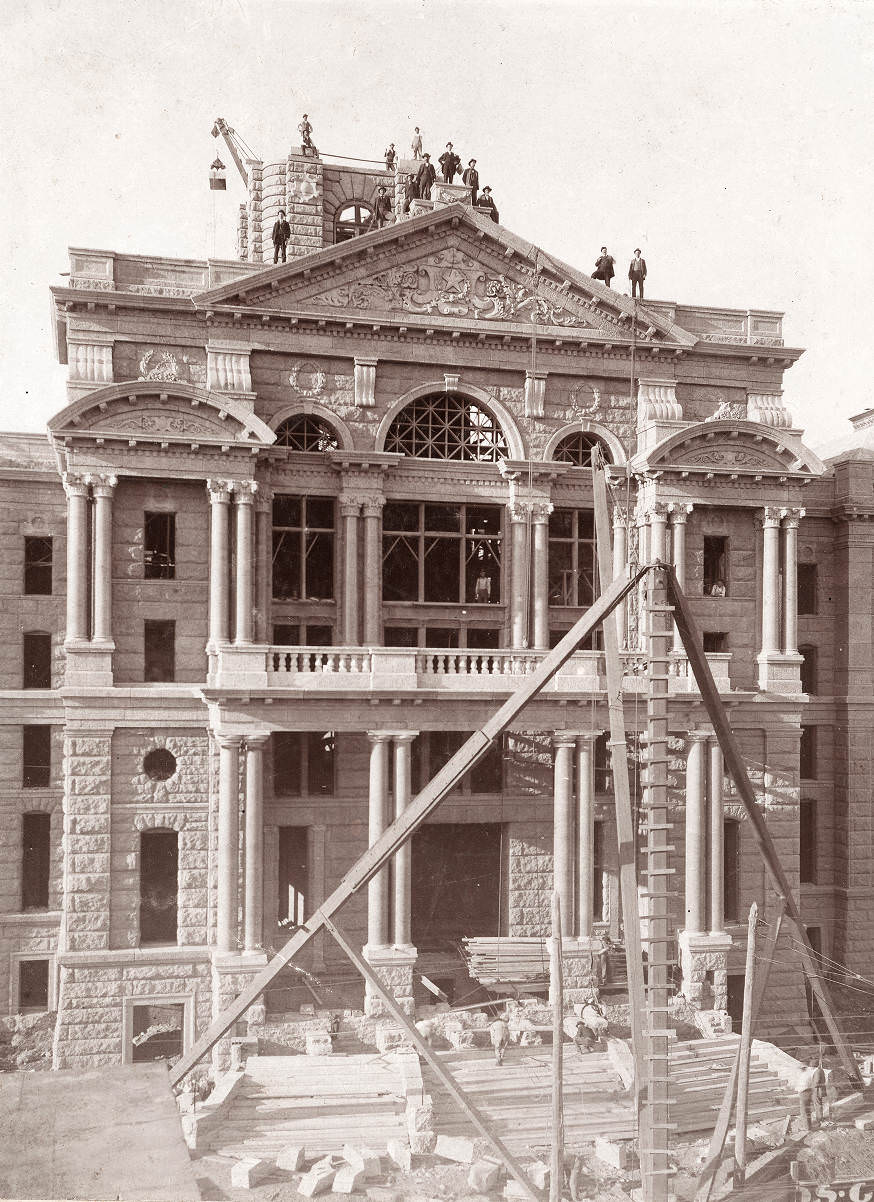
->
xmin=1 ymin=137 xmax=873 ymax=1070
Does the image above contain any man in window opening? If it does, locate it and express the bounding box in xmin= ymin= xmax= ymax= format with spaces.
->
xmin=439 ymin=142 xmax=462 ymax=183
xmin=474 ymin=567 xmax=492 ymax=603
xmin=411 ymin=126 xmax=423 ymax=159
xmin=462 ymin=158 xmax=479 ymax=206
xmin=476 ymin=186 xmax=499 ymax=223
xmin=592 ymin=247 xmax=616 ymax=287
xmin=272 ymin=210 xmax=291 ymax=263
xmin=416 ymin=153 xmax=436 ymax=200
xmin=384 ymin=143 xmax=396 ymax=170
xmin=628 ymin=248 xmax=647 ymax=299
xmin=710 ymin=579 xmax=726 ymax=597
xmin=368 ymin=185 xmax=393 ymax=230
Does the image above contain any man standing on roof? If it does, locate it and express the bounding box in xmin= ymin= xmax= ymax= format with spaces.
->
xmin=628 ymin=248 xmax=647 ymax=299
xmin=462 ymin=159 xmax=479 ymax=205
xmin=592 ymin=247 xmax=615 ymax=287
xmin=439 ymin=142 xmax=462 ymax=183
xmin=298 ymin=114 xmax=316 ymax=156
xmin=368 ymin=185 xmax=393 ymax=230
xmin=272 ymin=210 xmax=291 ymax=263
xmin=384 ymin=143 xmax=397 ymax=170
xmin=411 ymin=126 xmax=423 ymax=159
xmin=416 ymin=153 xmax=436 ymax=200
xmin=475 ymin=186 xmax=499 ymax=223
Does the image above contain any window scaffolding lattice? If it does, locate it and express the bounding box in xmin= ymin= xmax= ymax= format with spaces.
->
xmin=382 ymin=501 xmax=502 ymax=604
xmin=272 ymin=495 xmax=335 ymax=601
xmin=552 ymin=431 xmax=613 ymax=466
xmin=548 ymin=508 xmax=596 ymax=608
xmin=384 ymin=393 xmax=509 ymax=462
xmin=274 ymin=415 xmax=340 ymax=452
xmin=334 ymin=201 xmax=373 ymax=243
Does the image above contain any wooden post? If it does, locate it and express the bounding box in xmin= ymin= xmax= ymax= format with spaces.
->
xmin=733 ymin=902 xmax=758 ymax=1186
xmin=321 ymin=912 xmax=542 ymax=1202
xmin=550 ymin=892 xmax=564 ymax=1202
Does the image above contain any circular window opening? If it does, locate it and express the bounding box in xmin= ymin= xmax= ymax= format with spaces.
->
xmin=143 ymin=748 xmax=177 ymax=781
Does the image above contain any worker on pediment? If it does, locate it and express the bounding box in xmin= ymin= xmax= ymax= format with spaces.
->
xmin=272 ymin=210 xmax=291 ymax=263
xmin=592 ymin=246 xmax=616 ymax=287
xmin=476 ymin=186 xmax=499 ymax=223
xmin=298 ymin=114 xmax=316 ymax=156
xmin=384 ymin=143 xmax=397 ymax=170
xmin=629 ymin=248 xmax=647 ymax=299
xmin=368 ymin=185 xmax=393 ymax=230
xmin=439 ymin=142 xmax=462 ymax=183
xmin=411 ymin=126 xmax=423 ymax=159
xmin=462 ymin=159 xmax=479 ymax=206
xmin=416 ymin=153 xmax=437 ymax=200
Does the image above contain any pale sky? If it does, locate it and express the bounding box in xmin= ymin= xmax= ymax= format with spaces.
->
xmin=1 ymin=0 xmax=871 ymax=451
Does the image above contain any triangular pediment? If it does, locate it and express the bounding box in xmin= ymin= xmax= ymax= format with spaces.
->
xmin=634 ymin=421 xmax=824 ymax=477
xmin=193 ymin=206 xmax=693 ymax=344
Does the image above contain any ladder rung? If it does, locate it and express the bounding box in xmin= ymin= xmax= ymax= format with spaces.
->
xmin=642 ymin=867 xmax=677 ymax=876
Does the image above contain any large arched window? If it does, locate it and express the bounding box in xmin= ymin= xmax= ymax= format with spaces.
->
xmin=334 ymin=201 xmax=372 ymax=243
xmin=384 ymin=393 xmax=509 ymax=463
xmin=274 ymin=414 xmax=340 ymax=452
xmin=553 ymin=431 xmax=614 ymax=466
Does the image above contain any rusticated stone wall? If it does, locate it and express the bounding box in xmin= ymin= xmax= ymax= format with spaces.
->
xmin=63 ymin=732 xmax=113 ymax=954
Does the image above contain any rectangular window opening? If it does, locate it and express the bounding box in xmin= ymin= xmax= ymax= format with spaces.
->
xmin=548 ymin=508 xmax=596 ymax=609
xmin=23 ymin=632 xmax=51 ymax=689
xmin=144 ymin=512 xmax=176 ymax=580
xmin=139 ymin=830 xmax=178 ymax=945
xmin=702 ymin=631 xmax=729 ymax=653
xmin=797 ymin=563 xmax=817 ymax=616
xmin=382 ymin=501 xmax=502 ymax=605
xmin=23 ymin=725 xmax=51 ymax=788
xmin=24 ymin=536 xmax=53 ymax=595
xmin=703 ymin=536 xmax=728 ymax=596
xmin=723 ymin=819 xmax=740 ymax=922
xmin=278 ymin=826 xmax=308 ymax=926
xmin=800 ymin=725 xmax=817 ymax=780
xmin=22 ymin=812 xmax=51 ymax=910
xmin=272 ymin=495 xmax=335 ymax=601
xmin=272 ymin=732 xmax=335 ymax=797
xmin=800 ymin=800 xmax=817 ymax=884
xmin=131 ymin=1002 xmax=185 ymax=1062
xmin=144 ymin=619 xmax=175 ymax=682
xmin=18 ymin=959 xmax=49 ymax=1011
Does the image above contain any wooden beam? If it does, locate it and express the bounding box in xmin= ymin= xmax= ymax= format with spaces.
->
xmin=549 ymin=893 xmax=564 ymax=1202
xmin=733 ymin=902 xmax=759 ymax=1185
xmin=169 ymin=565 xmax=649 ymax=1086
xmin=322 ymin=913 xmax=542 ymax=1202
xmin=666 ymin=565 xmax=862 ymax=1090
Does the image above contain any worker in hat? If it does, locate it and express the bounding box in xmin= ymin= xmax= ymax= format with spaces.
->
xmin=298 ymin=114 xmax=316 ymax=156
xmin=629 ymin=248 xmax=647 ymax=299
xmin=475 ymin=186 xmax=499 ymax=223
xmin=592 ymin=247 xmax=616 ymax=287
xmin=439 ymin=142 xmax=462 ymax=183
xmin=462 ymin=158 xmax=479 ymax=206
xmin=271 ymin=210 xmax=291 ymax=263
xmin=368 ymin=185 xmax=393 ymax=230
xmin=416 ymin=153 xmax=436 ymax=200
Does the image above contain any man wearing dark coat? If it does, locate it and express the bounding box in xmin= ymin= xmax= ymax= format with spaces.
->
xmin=416 ymin=153 xmax=437 ymax=200
xmin=628 ymin=248 xmax=647 ymax=299
xmin=462 ymin=159 xmax=479 ymax=205
xmin=368 ymin=185 xmax=393 ymax=230
xmin=475 ymin=186 xmax=499 ymax=223
xmin=592 ymin=246 xmax=616 ymax=287
xmin=272 ymin=210 xmax=291 ymax=263
xmin=384 ymin=143 xmax=396 ymax=170
xmin=439 ymin=142 xmax=462 ymax=183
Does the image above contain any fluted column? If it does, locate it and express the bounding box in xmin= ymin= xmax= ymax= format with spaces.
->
xmin=670 ymin=504 xmax=692 ymax=652
xmin=91 ymin=476 xmax=117 ymax=644
xmin=340 ymin=495 xmax=361 ymax=645
xmin=531 ymin=501 xmax=553 ymax=650
xmin=217 ymin=734 xmax=242 ymax=953
xmin=244 ymin=734 xmax=269 ymax=952
xmin=362 ymin=497 xmax=384 ymax=645
xmin=234 ymin=482 xmax=257 ymax=645
xmin=708 ymin=735 xmax=725 ymax=936
xmin=684 ymin=731 xmax=709 ymax=935
xmin=63 ymin=475 xmax=90 ymax=643
xmin=254 ymin=487 xmax=272 ymax=644
xmin=782 ymin=509 xmax=803 ymax=656
xmin=366 ymin=732 xmax=391 ymax=948
xmin=576 ymin=730 xmax=600 ymax=937
xmin=392 ymin=733 xmax=417 ymax=949
xmin=760 ymin=506 xmax=782 ymax=655
xmin=612 ymin=507 xmax=628 ymax=649
xmin=207 ymin=480 xmax=232 ymax=648
xmin=553 ymin=732 xmax=576 ymax=936
xmin=509 ymin=502 xmax=529 ymax=649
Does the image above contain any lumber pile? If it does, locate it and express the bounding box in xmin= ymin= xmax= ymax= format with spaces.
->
xmin=463 ymin=937 xmax=551 ymax=988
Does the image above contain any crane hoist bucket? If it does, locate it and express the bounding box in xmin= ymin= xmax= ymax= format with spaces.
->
xmin=209 ymin=157 xmax=227 ymax=190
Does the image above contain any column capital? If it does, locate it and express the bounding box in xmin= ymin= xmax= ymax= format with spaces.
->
xmin=575 ymin=729 xmax=606 ymax=747
xmin=530 ymin=500 xmax=553 ymax=524
xmin=781 ymin=507 xmax=805 ymax=529
xmin=687 ymin=729 xmax=712 ymax=746
xmin=339 ymin=493 xmax=363 ymax=517
xmin=508 ymin=499 xmax=532 ymax=523
xmin=612 ymin=505 xmax=629 ymax=529
xmin=646 ymin=501 xmax=671 ymax=524
xmin=760 ymin=505 xmax=783 ymax=528
xmin=668 ymin=502 xmax=693 ymax=524
xmin=233 ymin=480 xmax=258 ymax=504
xmin=62 ymin=473 xmax=89 ymax=499
xmin=216 ymin=733 xmax=244 ymax=750
xmin=552 ymin=730 xmax=579 ymax=749
xmin=207 ymin=478 xmax=233 ymax=503
xmin=385 ymin=730 xmax=419 ymax=743
xmin=254 ymin=483 xmax=274 ymax=512
xmin=244 ymin=732 xmax=271 ymax=750
xmin=367 ymin=730 xmax=393 ymax=744
xmin=362 ymin=496 xmax=386 ymax=518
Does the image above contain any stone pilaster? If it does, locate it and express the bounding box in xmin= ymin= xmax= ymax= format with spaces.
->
xmin=244 ymin=735 xmax=269 ymax=953
xmin=207 ymin=344 xmax=253 ymax=395
xmin=63 ymin=474 xmax=89 ymax=645
xmin=216 ymin=735 xmax=242 ymax=954
xmin=509 ymin=501 xmax=530 ymax=649
xmin=233 ymin=481 xmax=257 ymax=645
xmin=362 ymin=497 xmax=384 ymax=645
xmin=91 ymin=476 xmax=117 ymax=647
xmin=354 ymin=358 xmax=377 ymax=408
xmin=339 ymin=494 xmax=361 ymax=645
xmin=531 ymin=500 xmax=553 ymax=650
xmin=524 ymin=371 xmax=546 ymax=418
xmin=207 ymin=480 xmax=232 ymax=650
xmin=669 ymin=503 xmax=692 ymax=652
xmin=364 ymin=731 xmax=392 ymax=1016
xmin=552 ymin=733 xmax=576 ymax=937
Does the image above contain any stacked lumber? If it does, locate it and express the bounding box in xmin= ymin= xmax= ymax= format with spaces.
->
xmin=463 ymin=937 xmax=552 ymax=987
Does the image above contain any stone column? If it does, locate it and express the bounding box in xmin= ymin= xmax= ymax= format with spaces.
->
xmin=649 ymin=502 xmax=669 ymax=562
xmin=243 ymin=734 xmax=269 ymax=953
xmin=612 ymin=507 xmax=628 ymax=649
xmin=708 ymin=736 xmax=725 ymax=936
xmin=531 ymin=501 xmax=553 ymax=650
xmin=553 ymin=732 xmax=576 ymax=936
xmin=684 ymin=731 xmax=708 ymax=935
xmin=234 ymin=482 xmax=257 ymax=645
xmin=782 ymin=509 xmax=803 ymax=656
xmin=670 ymin=504 xmax=692 ymax=652
xmin=760 ymin=506 xmax=782 ymax=655
xmin=91 ymin=477 xmax=116 ymax=644
xmin=254 ymin=487 xmax=272 ymax=644
xmin=217 ymin=735 xmax=242 ymax=954
xmin=509 ymin=502 xmax=529 ymax=649
xmin=366 ymin=732 xmax=391 ymax=949
xmin=362 ymin=497 xmax=384 ymax=645
xmin=576 ymin=731 xmax=600 ymax=937
xmin=392 ymin=733 xmax=417 ymax=950
xmin=207 ymin=480 xmax=232 ymax=648
xmin=339 ymin=494 xmax=360 ymax=645
xmin=63 ymin=475 xmax=89 ymax=643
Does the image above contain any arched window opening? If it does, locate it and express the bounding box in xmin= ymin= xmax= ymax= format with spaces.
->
xmin=553 ymin=431 xmax=614 ymax=466
xmin=274 ymin=414 xmax=340 ymax=452
xmin=334 ymin=201 xmax=373 ymax=243
xmin=384 ymin=393 xmax=509 ymax=463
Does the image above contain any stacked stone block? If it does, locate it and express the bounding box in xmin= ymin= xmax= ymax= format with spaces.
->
xmin=246 ymin=161 xmax=264 ymax=264
xmin=285 ymin=153 xmax=325 ymax=260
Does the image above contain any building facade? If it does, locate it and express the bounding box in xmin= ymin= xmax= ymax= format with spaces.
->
xmin=2 ymin=143 xmax=873 ymax=1070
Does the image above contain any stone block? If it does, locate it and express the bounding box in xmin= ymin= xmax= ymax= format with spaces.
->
xmin=594 ymin=1136 xmax=632 ymax=1169
xmin=503 ymin=1181 xmax=530 ymax=1200
xmin=342 ymin=1145 xmax=380 ymax=1179
xmin=435 ymin=1134 xmax=476 ymax=1164
xmin=527 ymin=1161 xmax=550 ymax=1190
xmin=333 ymin=1166 xmax=367 ymax=1194
xmin=305 ymin=1030 xmax=333 ymax=1056
xmin=386 ymin=1139 xmax=411 ymax=1172
xmin=855 ymin=1114 xmax=874 ymax=1131
xmin=409 ymin=1131 xmax=436 ymax=1154
xmin=468 ymin=1159 xmax=502 ymax=1192
xmin=231 ymin=1158 xmax=270 ymax=1188
xmin=444 ymin=1021 xmax=476 ymax=1050
xmin=297 ymin=1165 xmax=336 ymax=1197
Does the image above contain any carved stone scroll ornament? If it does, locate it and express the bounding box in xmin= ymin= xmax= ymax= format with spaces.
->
xmin=138 ymin=350 xmax=207 ymax=386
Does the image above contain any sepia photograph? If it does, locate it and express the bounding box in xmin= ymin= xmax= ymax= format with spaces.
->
xmin=0 ymin=2 xmax=873 ymax=1200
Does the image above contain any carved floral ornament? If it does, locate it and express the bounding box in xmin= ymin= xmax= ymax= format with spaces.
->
xmin=288 ymin=360 xmax=326 ymax=397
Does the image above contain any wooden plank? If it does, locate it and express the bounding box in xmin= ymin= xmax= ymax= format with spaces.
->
xmin=169 ymin=565 xmax=648 ymax=1087
xmin=666 ymin=568 xmax=863 ymax=1089
xmin=321 ymin=912 xmax=543 ymax=1202
xmin=733 ymin=902 xmax=759 ymax=1185
xmin=550 ymin=892 xmax=564 ymax=1202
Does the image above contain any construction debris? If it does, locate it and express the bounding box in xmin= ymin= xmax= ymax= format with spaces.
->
xmin=230 ymin=1157 xmax=270 ymax=1188
xmin=468 ymin=1157 xmax=503 ymax=1191
xmin=434 ymin=1133 xmax=477 ymax=1163
xmin=276 ymin=1145 xmax=306 ymax=1172
xmin=297 ymin=1163 xmax=336 ymax=1197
